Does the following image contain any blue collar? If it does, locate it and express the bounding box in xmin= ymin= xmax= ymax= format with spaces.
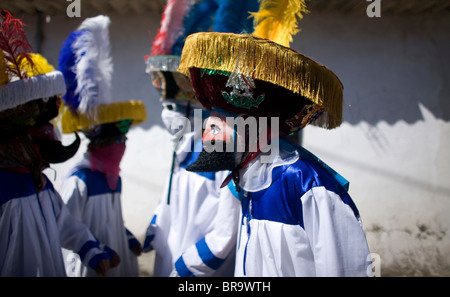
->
xmin=279 ymin=137 xmax=350 ymax=191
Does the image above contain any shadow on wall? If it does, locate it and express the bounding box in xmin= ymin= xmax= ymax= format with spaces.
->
xmin=292 ymin=11 xmax=450 ymax=126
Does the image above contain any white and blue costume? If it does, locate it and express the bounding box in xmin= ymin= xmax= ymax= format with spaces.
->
xmin=61 ymin=158 xmax=140 ymax=277
xmin=143 ymin=131 xmax=240 ymax=277
xmin=0 ymin=170 xmax=110 ymax=277
xmin=232 ymin=137 xmax=371 ymax=277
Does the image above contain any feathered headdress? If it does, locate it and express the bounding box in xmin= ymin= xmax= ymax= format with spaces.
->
xmin=59 ymin=15 xmax=113 ymax=115
xmin=251 ymin=0 xmax=308 ymax=47
xmin=212 ymin=0 xmax=259 ymax=34
xmin=146 ymin=0 xmax=213 ymax=102
xmin=0 ymin=10 xmax=66 ymax=113
xmin=59 ymin=15 xmax=146 ymax=133
xmin=150 ymin=0 xmax=192 ymax=57
xmin=145 ymin=0 xmax=259 ymax=102
xmin=178 ymin=0 xmax=344 ymax=132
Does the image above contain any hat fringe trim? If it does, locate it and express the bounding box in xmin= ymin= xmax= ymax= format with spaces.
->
xmin=178 ymin=32 xmax=343 ymax=129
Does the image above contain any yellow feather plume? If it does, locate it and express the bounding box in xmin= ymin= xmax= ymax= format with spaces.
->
xmin=0 ymin=50 xmax=9 ymax=86
xmin=251 ymin=0 xmax=308 ymax=47
xmin=19 ymin=53 xmax=55 ymax=77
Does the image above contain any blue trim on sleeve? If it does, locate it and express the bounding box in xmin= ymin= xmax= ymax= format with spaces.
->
xmin=143 ymin=215 xmax=157 ymax=252
xmin=124 ymin=228 xmax=141 ymax=251
xmin=103 ymin=245 xmax=116 ymax=260
xmin=175 ymin=256 xmax=196 ymax=277
xmin=77 ymin=240 xmax=100 ymax=262
xmin=79 ymin=240 xmax=110 ymax=270
xmin=142 ymin=235 xmax=155 ymax=252
xmin=196 ymin=237 xmax=225 ymax=270
xmin=88 ymin=252 xmax=108 ymax=271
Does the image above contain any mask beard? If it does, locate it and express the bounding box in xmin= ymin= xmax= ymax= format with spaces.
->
xmin=32 ymin=133 xmax=81 ymax=164
xmin=186 ymin=140 xmax=237 ymax=172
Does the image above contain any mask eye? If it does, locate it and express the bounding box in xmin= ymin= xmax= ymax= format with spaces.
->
xmin=211 ymin=124 xmax=220 ymax=135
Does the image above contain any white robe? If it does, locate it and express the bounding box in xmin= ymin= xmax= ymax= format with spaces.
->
xmin=143 ymin=131 xmax=240 ymax=277
xmin=60 ymin=157 xmax=140 ymax=277
xmin=0 ymin=170 xmax=109 ymax=277
xmin=232 ymin=138 xmax=372 ymax=277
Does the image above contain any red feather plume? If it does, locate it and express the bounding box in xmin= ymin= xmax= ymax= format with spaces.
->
xmin=0 ymin=10 xmax=34 ymax=79
xmin=150 ymin=0 xmax=190 ymax=56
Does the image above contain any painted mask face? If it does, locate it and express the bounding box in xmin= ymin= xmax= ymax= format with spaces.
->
xmin=187 ymin=112 xmax=244 ymax=173
xmin=161 ymin=101 xmax=192 ymax=136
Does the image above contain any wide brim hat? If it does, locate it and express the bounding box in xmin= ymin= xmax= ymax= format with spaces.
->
xmin=0 ymin=10 xmax=66 ymax=115
xmin=178 ymin=32 xmax=344 ymax=135
xmin=0 ymin=52 xmax=66 ymax=113
xmin=61 ymin=100 xmax=147 ymax=133
xmin=0 ymin=71 xmax=66 ymax=113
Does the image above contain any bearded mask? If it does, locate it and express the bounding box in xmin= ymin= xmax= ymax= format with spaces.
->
xmin=25 ymin=96 xmax=81 ymax=165
xmin=186 ymin=112 xmax=246 ymax=173
xmin=28 ymin=123 xmax=81 ymax=164
xmin=0 ymin=96 xmax=81 ymax=190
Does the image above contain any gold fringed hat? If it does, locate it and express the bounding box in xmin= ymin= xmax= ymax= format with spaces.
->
xmin=178 ymin=0 xmax=344 ymax=135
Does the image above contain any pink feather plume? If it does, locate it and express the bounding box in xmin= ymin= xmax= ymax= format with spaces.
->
xmin=151 ymin=0 xmax=192 ymax=56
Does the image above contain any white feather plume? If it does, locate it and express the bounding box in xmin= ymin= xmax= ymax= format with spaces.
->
xmin=73 ymin=15 xmax=113 ymax=115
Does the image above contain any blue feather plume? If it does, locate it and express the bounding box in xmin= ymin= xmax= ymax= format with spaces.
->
xmin=212 ymin=0 xmax=259 ymax=34
xmin=171 ymin=0 xmax=259 ymax=56
xmin=58 ymin=15 xmax=113 ymax=115
xmin=58 ymin=30 xmax=88 ymax=112
xmin=171 ymin=0 xmax=218 ymax=56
